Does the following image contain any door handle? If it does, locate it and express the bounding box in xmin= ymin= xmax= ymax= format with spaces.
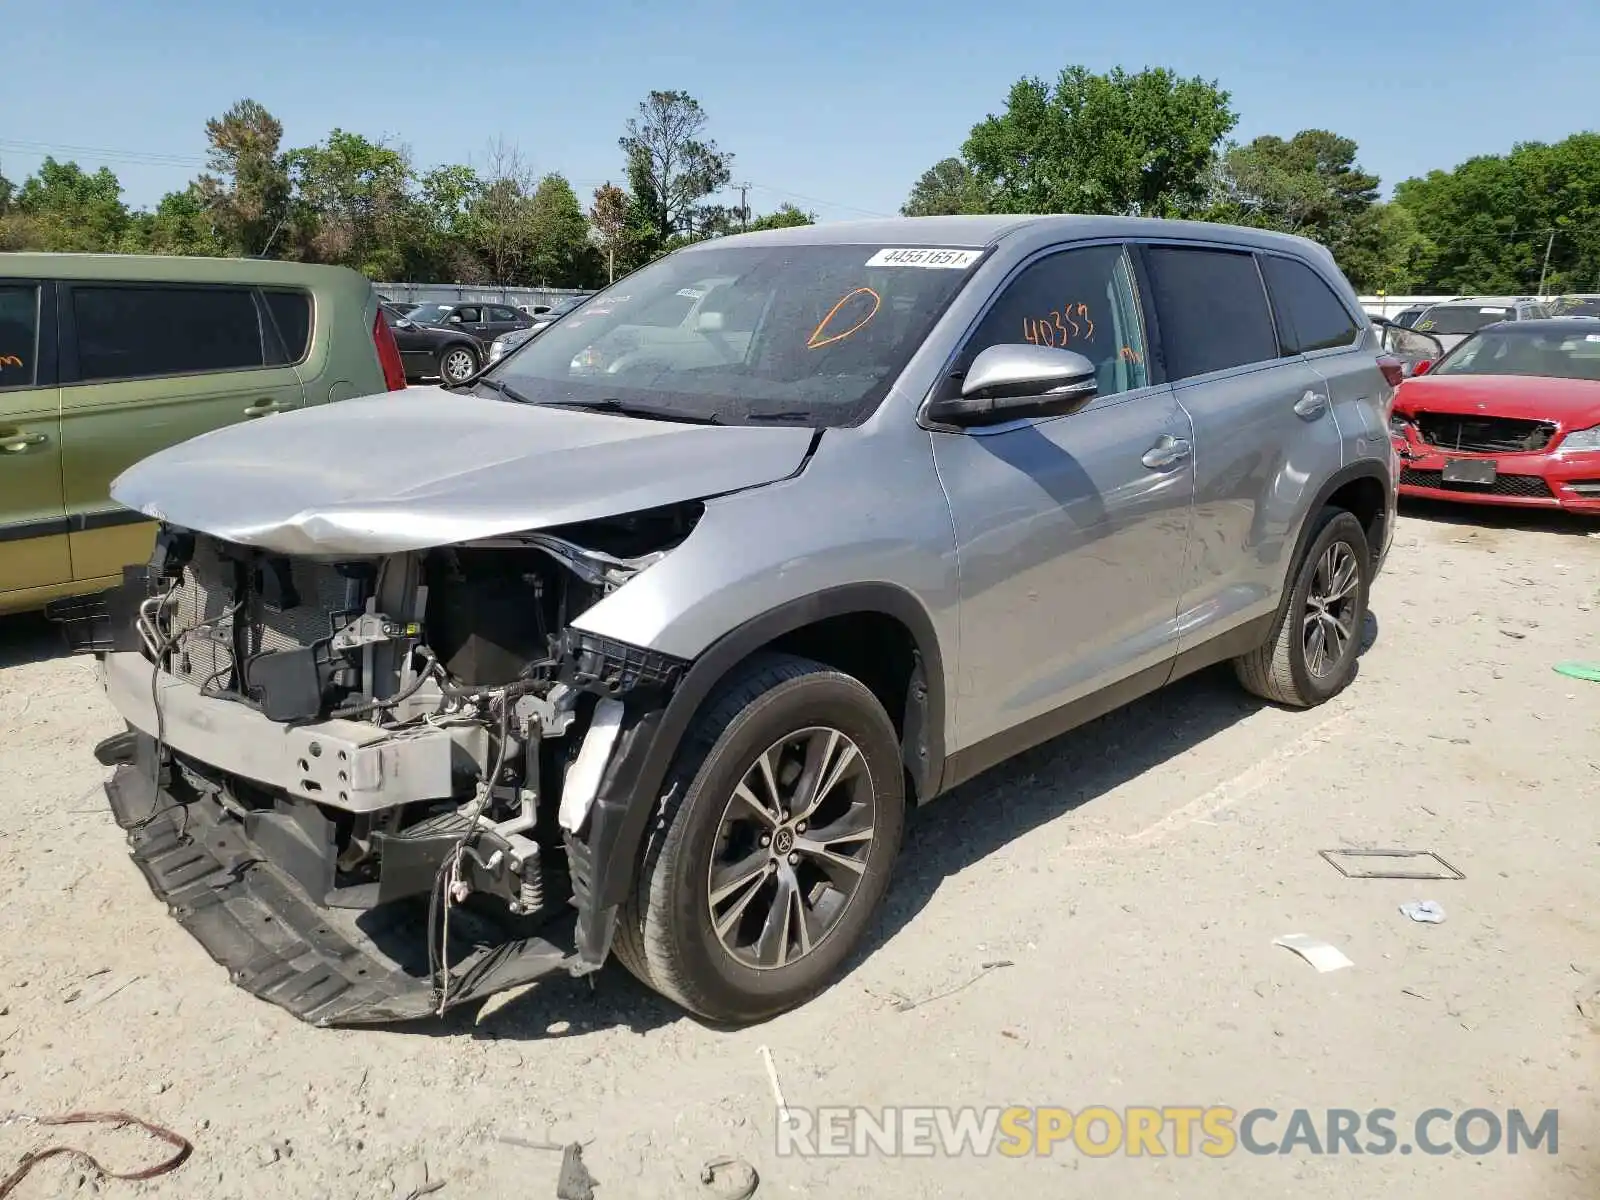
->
xmin=0 ymin=431 xmax=47 ymax=453
xmin=243 ymin=399 xmax=288 ymax=417
xmin=1142 ymin=435 xmax=1192 ymax=470
xmin=1294 ymin=390 xmax=1329 ymax=419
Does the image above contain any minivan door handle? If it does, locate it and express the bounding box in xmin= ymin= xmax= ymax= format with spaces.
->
xmin=243 ymin=399 xmax=288 ymax=417
xmin=0 ymin=430 xmax=47 ymax=453
xmin=1293 ymin=390 xmax=1329 ymax=419
xmin=1141 ymin=435 xmax=1192 ymax=470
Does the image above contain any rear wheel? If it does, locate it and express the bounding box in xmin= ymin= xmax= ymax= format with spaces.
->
xmin=1234 ymin=507 xmax=1370 ymax=707
xmin=613 ymin=654 xmax=905 ymax=1022
xmin=440 ymin=344 xmax=479 ymax=383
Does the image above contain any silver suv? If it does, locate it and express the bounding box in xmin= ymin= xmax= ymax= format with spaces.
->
xmin=78 ymin=216 xmax=1401 ymax=1027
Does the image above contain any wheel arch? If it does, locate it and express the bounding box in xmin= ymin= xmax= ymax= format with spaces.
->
xmin=578 ymin=584 xmax=949 ymax=944
xmin=1288 ymin=460 xmax=1391 ymax=579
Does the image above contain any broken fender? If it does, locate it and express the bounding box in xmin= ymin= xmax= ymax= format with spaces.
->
xmin=109 ymin=388 xmax=815 ymax=556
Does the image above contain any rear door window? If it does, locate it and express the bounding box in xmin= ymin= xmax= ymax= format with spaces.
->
xmin=261 ymin=289 xmax=312 ymax=363
xmin=71 ymin=285 xmax=266 ymax=383
xmin=1260 ymin=255 xmax=1361 ymax=354
xmin=0 ymin=283 xmax=39 ymax=389
xmin=1144 ymin=246 xmax=1277 ymax=380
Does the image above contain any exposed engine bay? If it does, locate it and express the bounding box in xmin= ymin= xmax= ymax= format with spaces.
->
xmin=87 ymin=502 xmax=699 ymax=1025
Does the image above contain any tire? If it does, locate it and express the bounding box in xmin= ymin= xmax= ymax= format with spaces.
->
xmin=439 ymin=344 xmax=479 ymax=383
xmin=613 ymin=653 xmax=905 ymax=1023
xmin=1234 ymin=506 xmax=1371 ymax=707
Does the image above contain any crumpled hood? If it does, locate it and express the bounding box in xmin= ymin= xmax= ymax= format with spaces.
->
xmin=110 ymin=387 xmax=815 ymax=555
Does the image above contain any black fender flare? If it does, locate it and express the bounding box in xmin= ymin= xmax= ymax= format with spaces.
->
xmin=1286 ymin=458 xmax=1394 ymax=581
xmin=572 ymin=583 xmax=948 ymax=960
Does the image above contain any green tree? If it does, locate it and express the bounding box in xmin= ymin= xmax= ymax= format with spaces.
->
xmin=901 ymin=157 xmax=985 ymax=216
xmin=745 ymin=203 xmax=815 ymax=231
xmin=1213 ymin=129 xmax=1386 ymax=285
xmin=1394 ymin=133 xmax=1600 ymax=294
xmin=15 ymin=157 xmax=131 ymax=251
xmin=525 ymin=173 xmax=601 ymax=287
xmin=198 ymin=99 xmax=293 ymax=256
xmin=589 ymin=182 xmax=630 ymax=282
xmin=963 ymin=66 xmax=1236 ymax=218
xmin=289 ymin=130 xmax=418 ymax=277
xmin=127 ymin=185 xmax=225 ymax=256
xmin=417 ymin=163 xmax=485 ymax=280
xmin=618 ymin=90 xmax=733 ymax=242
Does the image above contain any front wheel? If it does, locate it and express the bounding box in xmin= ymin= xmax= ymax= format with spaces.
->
xmin=1234 ymin=507 xmax=1371 ymax=707
xmin=439 ymin=344 xmax=479 ymax=383
xmin=613 ymin=654 xmax=905 ymax=1023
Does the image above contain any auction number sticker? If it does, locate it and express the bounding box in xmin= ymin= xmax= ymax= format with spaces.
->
xmin=866 ymin=247 xmax=983 ymax=269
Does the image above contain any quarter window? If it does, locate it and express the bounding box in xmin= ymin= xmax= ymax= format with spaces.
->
xmin=1144 ymin=246 xmax=1277 ymax=380
xmin=489 ymin=305 xmax=519 ymax=322
xmin=262 ymin=289 xmax=312 ymax=362
xmin=1260 ymin=255 xmax=1361 ymax=354
xmin=72 ymin=286 xmax=265 ymax=383
xmin=0 ymin=284 xmax=39 ymax=389
xmin=957 ymin=243 xmax=1150 ymax=400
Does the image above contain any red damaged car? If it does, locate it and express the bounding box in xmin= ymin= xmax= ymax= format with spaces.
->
xmin=1390 ymin=318 xmax=1600 ymax=515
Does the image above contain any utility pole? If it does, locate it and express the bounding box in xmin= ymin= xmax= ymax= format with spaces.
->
xmin=737 ymin=182 xmax=751 ymax=231
xmin=1537 ymin=230 xmax=1556 ymax=297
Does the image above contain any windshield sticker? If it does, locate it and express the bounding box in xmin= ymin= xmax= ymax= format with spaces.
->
xmin=1480 ymin=307 xmax=1509 ymax=314
xmin=865 ymin=248 xmax=982 ymax=270
xmin=1022 ymin=304 xmax=1095 ymax=348
xmin=1588 ymin=334 xmax=1600 ymax=342
xmin=808 ymin=287 xmax=882 ymax=349
xmin=676 ymin=287 xmax=707 ymax=299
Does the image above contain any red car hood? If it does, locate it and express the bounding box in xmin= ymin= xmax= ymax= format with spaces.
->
xmin=1394 ymin=374 xmax=1600 ymax=427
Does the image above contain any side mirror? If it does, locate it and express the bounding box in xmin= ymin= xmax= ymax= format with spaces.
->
xmin=926 ymin=344 xmax=1099 ymax=428
xmin=395 ymin=318 xmax=414 ymax=329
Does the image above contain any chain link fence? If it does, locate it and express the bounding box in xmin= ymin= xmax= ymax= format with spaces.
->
xmin=374 ymin=282 xmax=596 ymax=311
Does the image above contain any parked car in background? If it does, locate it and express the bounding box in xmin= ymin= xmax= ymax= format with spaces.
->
xmin=81 ymin=215 xmax=1404 ymax=1027
xmin=1410 ymin=297 xmax=1554 ymax=353
xmin=385 ymin=302 xmax=534 ymax=383
xmin=1391 ymin=317 xmax=1600 ymax=514
xmin=1550 ymin=294 xmax=1600 ymax=318
xmin=486 ymin=298 xmax=585 ymax=364
xmin=0 ymin=253 xmax=404 ymax=617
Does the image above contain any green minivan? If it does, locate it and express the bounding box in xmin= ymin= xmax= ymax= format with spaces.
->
xmin=0 ymin=254 xmax=408 ymax=615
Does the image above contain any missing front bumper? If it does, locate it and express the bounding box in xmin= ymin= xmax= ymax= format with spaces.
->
xmin=104 ymin=760 xmax=578 ymax=1026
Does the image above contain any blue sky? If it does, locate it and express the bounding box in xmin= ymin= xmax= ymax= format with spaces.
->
xmin=3 ymin=0 xmax=1596 ymax=221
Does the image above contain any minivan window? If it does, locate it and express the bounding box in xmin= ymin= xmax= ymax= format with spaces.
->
xmin=0 ymin=284 xmax=39 ymax=389
xmin=1260 ymin=256 xmax=1360 ymax=354
xmin=957 ymin=243 xmax=1149 ymax=399
xmin=72 ymin=286 xmax=265 ymax=383
xmin=262 ymin=290 xmax=312 ymax=362
xmin=1144 ymin=246 xmax=1277 ymax=380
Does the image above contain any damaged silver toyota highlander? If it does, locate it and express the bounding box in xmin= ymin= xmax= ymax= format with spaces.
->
xmin=68 ymin=216 xmax=1403 ymax=1026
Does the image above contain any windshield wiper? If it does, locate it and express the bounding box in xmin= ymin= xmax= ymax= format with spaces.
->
xmin=559 ymin=398 xmax=724 ymax=426
xmin=741 ymin=410 xmax=815 ymax=424
xmin=471 ymin=377 xmax=538 ymax=405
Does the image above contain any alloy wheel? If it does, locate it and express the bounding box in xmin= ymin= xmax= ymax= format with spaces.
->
xmin=443 ymin=349 xmax=476 ymax=382
xmin=706 ymin=726 xmax=876 ymax=971
xmin=1303 ymin=541 xmax=1360 ymax=678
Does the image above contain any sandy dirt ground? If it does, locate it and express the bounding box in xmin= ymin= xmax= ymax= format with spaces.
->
xmin=2 ymin=500 xmax=1598 ymax=1199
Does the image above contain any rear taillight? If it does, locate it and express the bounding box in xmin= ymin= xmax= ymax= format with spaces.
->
xmin=1377 ymin=354 xmax=1405 ymax=389
xmin=373 ymin=312 xmax=407 ymax=391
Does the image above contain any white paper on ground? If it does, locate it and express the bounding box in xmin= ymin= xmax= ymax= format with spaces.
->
xmin=1273 ymin=933 xmax=1354 ymax=972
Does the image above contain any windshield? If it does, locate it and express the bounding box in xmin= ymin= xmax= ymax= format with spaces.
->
xmin=1552 ymin=297 xmax=1600 ymax=318
xmin=405 ymin=304 xmax=454 ymax=326
xmin=1414 ymin=305 xmax=1512 ymax=336
xmin=484 ymin=243 xmax=984 ymax=426
xmin=1431 ymin=326 xmax=1600 ymax=382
